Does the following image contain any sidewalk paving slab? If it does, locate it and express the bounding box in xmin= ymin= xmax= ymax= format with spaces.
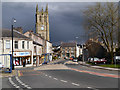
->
xmin=78 ymin=61 xmax=120 ymax=71
xmin=0 ymin=70 xmax=17 ymax=78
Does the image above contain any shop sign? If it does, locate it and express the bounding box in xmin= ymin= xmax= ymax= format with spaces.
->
xmin=13 ymin=52 xmax=30 ymax=56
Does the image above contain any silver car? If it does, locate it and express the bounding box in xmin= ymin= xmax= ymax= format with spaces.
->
xmin=73 ymin=58 xmax=78 ymax=62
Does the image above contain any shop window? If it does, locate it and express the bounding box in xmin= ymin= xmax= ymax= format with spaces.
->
xmin=22 ymin=41 xmax=25 ymax=49
xmin=27 ymin=41 xmax=29 ymax=49
xmin=67 ymin=50 xmax=69 ymax=53
xmin=14 ymin=41 xmax=18 ymax=49
xmin=6 ymin=40 xmax=10 ymax=49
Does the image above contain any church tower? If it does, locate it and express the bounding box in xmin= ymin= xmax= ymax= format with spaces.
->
xmin=35 ymin=4 xmax=50 ymax=41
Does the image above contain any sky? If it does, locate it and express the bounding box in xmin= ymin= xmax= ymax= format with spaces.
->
xmin=1 ymin=2 xmax=101 ymax=45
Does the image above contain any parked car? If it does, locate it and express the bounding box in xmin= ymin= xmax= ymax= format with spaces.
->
xmin=0 ymin=62 xmax=4 ymax=69
xmin=69 ymin=57 xmax=73 ymax=60
xmin=78 ymin=55 xmax=82 ymax=61
xmin=73 ymin=58 xmax=78 ymax=62
xmin=88 ymin=57 xmax=107 ymax=64
xmin=92 ymin=58 xmax=100 ymax=64
xmin=100 ymin=58 xmax=107 ymax=64
xmin=64 ymin=57 xmax=68 ymax=60
xmin=114 ymin=56 xmax=120 ymax=64
xmin=88 ymin=58 xmax=100 ymax=64
xmin=88 ymin=58 xmax=94 ymax=62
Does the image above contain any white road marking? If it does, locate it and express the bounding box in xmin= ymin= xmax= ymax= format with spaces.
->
xmin=27 ymin=87 xmax=32 ymax=89
xmin=45 ymin=75 xmax=48 ymax=76
xmin=16 ymin=86 xmax=20 ymax=88
xmin=87 ymin=86 xmax=99 ymax=90
xmin=49 ymin=76 xmax=52 ymax=78
xmin=21 ymin=83 xmax=26 ymax=86
xmin=9 ymin=77 xmax=20 ymax=88
xmin=94 ymin=89 xmax=99 ymax=90
xmin=15 ymin=76 xmax=32 ymax=89
xmin=18 ymin=80 xmax=23 ymax=84
xmin=72 ymin=83 xmax=80 ymax=86
xmin=60 ymin=80 xmax=67 ymax=83
xmin=87 ymin=87 xmax=92 ymax=88
xmin=53 ymin=78 xmax=58 ymax=80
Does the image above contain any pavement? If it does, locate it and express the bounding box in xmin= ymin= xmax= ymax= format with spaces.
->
xmin=34 ymin=64 xmax=70 ymax=70
xmin=47 ymin=59 xmax=65 ymax=65
xmin=48 ymin=59 xmax=120 ymax=71
xmin=0 ymin=70 xmax=17 ymax=78
xmin=64 ymin=61 xmax=79 ymax=65
xmin=78 ymin=61 xmax=120 ymax=71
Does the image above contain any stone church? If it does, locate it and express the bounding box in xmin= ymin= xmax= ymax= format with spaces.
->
xmin=35 ymin=4 xmax=50 ymax=41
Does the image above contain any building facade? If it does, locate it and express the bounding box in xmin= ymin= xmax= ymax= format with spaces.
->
xmin=0 ymin=29 xmax=33 ymax=67
xmin=24 ymin=30 xmax=53 ymax=65
xmin=60 ymin=42 xmax=80 ymax=59
xmin=35 ymin=4 xmax=50 ymax=41
xmin=24 ymin=30 xmax=44 ymax=65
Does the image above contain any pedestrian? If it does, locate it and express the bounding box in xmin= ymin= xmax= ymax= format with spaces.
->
xmin=23 ymin=59 xmax=26 ymax=67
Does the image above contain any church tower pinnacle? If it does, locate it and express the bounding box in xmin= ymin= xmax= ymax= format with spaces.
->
xmin=35 ymin=4 xmax=50 ymax=41
xmin=46 ymin=4 xmax=48 ymax=14
xmin=36 ymin=4 xmax=38 ymax=13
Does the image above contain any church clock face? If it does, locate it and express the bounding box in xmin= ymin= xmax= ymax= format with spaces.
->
xmin=41 ymin=25 xmax=44 ymax=30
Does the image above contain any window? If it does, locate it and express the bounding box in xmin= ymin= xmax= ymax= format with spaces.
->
xmin=34 ymin=46 xmax=36 ymax=53
xmin=62 ymin=47 xmax=65 ymax=50
xmin=27 ymin=41 xmax=29 ymax=49
xmin=63 ymin=51 xmax=65 ymax=54
xmin=71 ymin=47 xmax=74 ymax=50
xmin=22 ymin=41 xmax=25 ymax=49
xmin=67 ymin=50 xmax=69 ymax=53
xmin=6 ymin=40 xmax=10 ymax=49
xmin=14 ymin=41 xmax=18 ymax=49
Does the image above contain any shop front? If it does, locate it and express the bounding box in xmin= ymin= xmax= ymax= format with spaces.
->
xmin=13 ymin=51 xmax=32 ymax=66
xmin=33 ymin=55 xmax=41 ymax=66
xmin=41 ymin=53 xmax=51 ymax=64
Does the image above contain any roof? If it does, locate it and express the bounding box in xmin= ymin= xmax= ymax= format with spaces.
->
xmin=33 ymin=41 xmax=43 ymax=46
xmin=24 ymin=30 xmax=52 ymax=43
xmin=61 ymin=42 xmax=77 ymax=47
xmin=1 ymin=29 xmax=32 ymax=40
xmin=24 ymin=30 xmax=44 ymax=40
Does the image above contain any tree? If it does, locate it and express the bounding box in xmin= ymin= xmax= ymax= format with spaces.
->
xmin=83 ymin=2 xmax=118 ymax=64
xmin=85 ymin=39 xmax=107 ymax=59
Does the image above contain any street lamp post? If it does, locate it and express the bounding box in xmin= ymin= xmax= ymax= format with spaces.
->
xmin=11 ymin=18 xmax=16 ymax=70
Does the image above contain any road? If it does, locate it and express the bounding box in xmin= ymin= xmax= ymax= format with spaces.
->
xmin=1 ymin=59 xmax=119 ymax=90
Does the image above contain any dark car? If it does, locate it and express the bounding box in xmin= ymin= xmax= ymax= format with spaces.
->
xmin=78 ymin=55 xmax=82 ymax=61
xmin=69 ymin=57 xmax=73 ymax=60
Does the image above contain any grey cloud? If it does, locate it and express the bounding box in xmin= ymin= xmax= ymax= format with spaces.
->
xmin=2 ymin=2 xmax=95 ymax=45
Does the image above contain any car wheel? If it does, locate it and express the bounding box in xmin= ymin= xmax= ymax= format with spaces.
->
xmin=104 ymin=62 xmax=106 ymax=64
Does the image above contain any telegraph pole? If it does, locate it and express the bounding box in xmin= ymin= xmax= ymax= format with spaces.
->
xmin=11 ymin=18 xmax=16 ymax=70
xmin=118 ymin=1 xmax=120 ymax=49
